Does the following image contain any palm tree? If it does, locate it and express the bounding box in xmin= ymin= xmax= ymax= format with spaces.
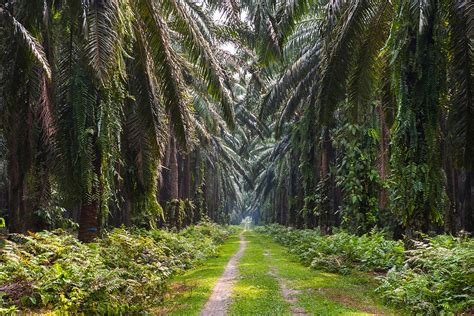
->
xmin=55 ymin=0 xmax=237 ymax=241
xmin=447 ymin=1 xmax=474 ymax=232
xmin=1 ymin=0 xmax=472 ymax=239
xmin=1 ymin=0 xmax=237 ymax=241
xmin=0 ymin=3 xmax=55 ymax=233
xmin=252 ymin=0 xmax=473 ymax=236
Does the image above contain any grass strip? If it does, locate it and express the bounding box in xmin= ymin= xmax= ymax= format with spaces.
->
xmin=229 ymin=231 xmax=289 ymax=315
xmin=157 ymin=232 xmax=241 ymax=315
xmin=256 ymin=231 xmax=397 ymax=315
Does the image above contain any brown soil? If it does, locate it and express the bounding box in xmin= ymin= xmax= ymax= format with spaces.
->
xmin=0 ymin=279 xmax=34 ymax=307
xmin=163 ymin=282 xmax=196 ymax=301
xmin=200 ymin=232 xmax=247 ymax=316
xmin=266 ymin=251 xmax=309 ymax=316
xmin=316 ymin=287 xmax=389 ymax=315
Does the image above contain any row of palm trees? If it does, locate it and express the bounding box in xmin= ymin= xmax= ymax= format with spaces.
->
xmin=1 ymin=0 xmax=473 ymax=241
xmin=249 ymin=0 xmax=473 ymax=238
xmin=0 ymin=0 xmax=252 ymax=241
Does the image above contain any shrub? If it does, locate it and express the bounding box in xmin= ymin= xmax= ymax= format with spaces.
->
xmin=257 ymin=224 xmax=404 ymax=274
xmin=376 ymin=235 xmax=474 ymax=314
xmin=258 ymin=224 xmax=474 ymax=314
xmin=0 ymin=221 xmax=230 ymax=314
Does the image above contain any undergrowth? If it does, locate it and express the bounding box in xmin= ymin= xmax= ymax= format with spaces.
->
xmin=377 ymin=235 xmax=474 ymax=314
xmin=256 ymin=224 xmax=404 ymax=274
xmin=258 ymin=224 xmax=474 ymax=314
xmin=0 ymin=221 xmax=231 ymax=314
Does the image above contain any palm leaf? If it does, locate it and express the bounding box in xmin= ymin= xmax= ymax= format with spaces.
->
xmin=318 ymin=0 xmax=382 ymax=123
xmin=448 ymin=0 xmax=474 ymax=170
xmin=133 ymin=0 xmax=189 ymax=146
xmin=84 ymin=0 xmax=129 ymax=83
xmin=0 ymin=7 xmax=52 ymax=79
xmin=159 ymin=0 xmax=235 ymax=127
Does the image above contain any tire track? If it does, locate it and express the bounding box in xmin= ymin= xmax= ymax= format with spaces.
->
xmin=200 ymin=232 xmax=247 ymax=316
xmin=266 ymin=250 xmax=309 ymax=316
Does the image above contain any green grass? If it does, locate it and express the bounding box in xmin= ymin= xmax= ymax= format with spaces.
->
xmin=255 ymin=231 xmax=398 ymax=315
xmin=229 ymin=231 xmax=289 ymax=315
xmin=156 ymin=232 xmax=241 ymax=315
xmin=157 ymin=230 xmax=397 ymax=315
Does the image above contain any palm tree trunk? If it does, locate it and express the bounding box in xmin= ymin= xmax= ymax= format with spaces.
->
xmin=7 ymin=105 xmax=36 ymax=233
xmin=8 ymin=159 xmax=25 ymax=233
xmin=158 ymin=130 xmax=172 ymax=207
xmin=320 ymin=127 xmax=331 ymax=234
xmin=462 ymin=171 xmax=473 ymax=233
xmin=78 ymin=143 xmax=102 ymax=242
xmin=442 ymin=118 xmax=460 ymax=234
xmin=181 ymin=154 xmax=191 ymax=199
xmin=78 ymin=90 xmax=102 ymax=242
xmin=376 ymin=104 xmax=389 ymax=210
xmin=78 ymin=198 xmax=99 ymax=242
xmin=169 ymin=135 xmax=179 ymax=200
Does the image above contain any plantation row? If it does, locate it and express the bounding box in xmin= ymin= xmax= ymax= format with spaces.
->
xmin=0 ymin=222 xmax=233 ymax=314
xmin=257 ymin=225 xmax=474 ymax=314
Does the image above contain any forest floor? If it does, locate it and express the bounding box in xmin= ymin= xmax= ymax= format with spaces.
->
xmin=158 ymin=230 xmax=397 ymax=315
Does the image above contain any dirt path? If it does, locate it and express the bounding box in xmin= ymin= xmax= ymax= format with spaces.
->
xmin=266 ymin=251 xmax=309 ymax=316
xmin=200 ymin=232 xmax=247 ymax=316
xmin=274 ymin=271 xmax=308 ymax=316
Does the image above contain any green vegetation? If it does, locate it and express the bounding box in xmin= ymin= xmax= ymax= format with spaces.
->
xmin=230 ymin=231 xmax=395 ymax=315
xmin=229 ymin=231 xmax=288 ymax=314
xmin=158 ymin=231 xmax=241 ymax=315
xmin=0 ymin=222 xmax=230 ymax=314
xmin=259 ymin=225 xmax=474 ymax=314
xmin=378 ymin=235 xmax=474 ymax=314
xmin=258 ymin=225 xmax=404 ymax=274
xmin=0 ymin=0 xmax=473 ymax=314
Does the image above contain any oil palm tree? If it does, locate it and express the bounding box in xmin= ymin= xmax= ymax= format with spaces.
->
xmin=0 ymin=2 xmax=55 ymax=233
xmin=55 ymin=0 xmax=236 ymax=241
xmin=1 ymin=0 xmax=236 ymax=241
xmin=253 ymin=0 xmax=473 ymax=236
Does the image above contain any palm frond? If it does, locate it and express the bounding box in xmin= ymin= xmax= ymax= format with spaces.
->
xmin=0 ymin=7 xmax=52 ymax=79
xmin=261 ymin=42 xmax=320 ymax=118
xmin=318 ymin=0 xmax=382 ymax=123
xmin=448 ymin=0 xmax=474 ymax=170
xmin=159 ymin=0 xmax=235 ymax=127
xmin=84 ymin=0 xmax=123 ymax=82
xmin=347 ymin=1 xmax=392 ymax=116
xmin=134 ymin=0 xmax=189 ymax=146
xmin=278 ymin=0 xmax=316 ymax=41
